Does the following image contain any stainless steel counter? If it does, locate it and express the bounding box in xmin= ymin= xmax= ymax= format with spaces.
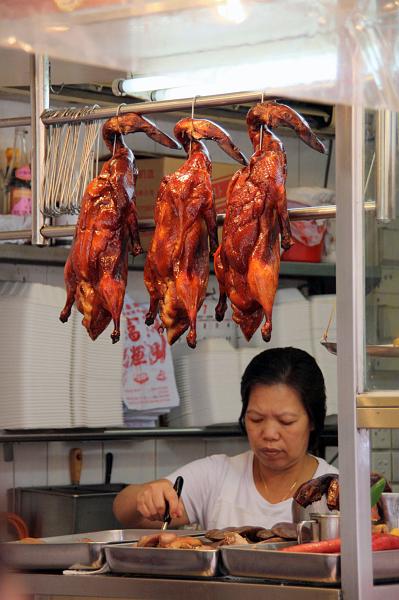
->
xmin=14 ymin=573 xmax=342 ymax=600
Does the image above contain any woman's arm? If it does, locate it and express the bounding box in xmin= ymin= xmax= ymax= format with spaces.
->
xmin=113 ymin=479 xmax=190 ymax=528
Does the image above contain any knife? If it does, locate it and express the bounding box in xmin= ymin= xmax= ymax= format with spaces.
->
xmin=161 ymin=476 xmax=184 ymax=531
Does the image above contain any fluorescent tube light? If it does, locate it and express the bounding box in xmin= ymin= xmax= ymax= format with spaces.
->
xmin=115 ymin=51 xmax=337 ymax=101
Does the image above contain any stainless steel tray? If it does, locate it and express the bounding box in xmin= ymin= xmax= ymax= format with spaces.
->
xmin=2 ymin=529 xmax=201 ymax=571
xmin=221 ymin=546 xmax=399 ymax=584
xmin=321 ymin=340 xmax=399 ymax=358
xmin=105 ymin=542 xmax=219 ymax=578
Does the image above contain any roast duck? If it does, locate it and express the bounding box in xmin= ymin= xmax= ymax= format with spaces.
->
xmin=294 ymin=473 xmax=391 ymax=512
xmin=214 ymin=101 xmax=326 ymax=342
xmin=144 ymin=117 xmax=247 ymax=348
xmin=60 ymin=113 xmax=179 ymax=343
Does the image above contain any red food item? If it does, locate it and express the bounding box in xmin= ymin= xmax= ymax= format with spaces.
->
xmin=281 ymin=534 xmax=399 ymax=555
xmin=372 ymin=533 xmax=399 ymax=551
xmin=60 ymin=113 xmax=179 ymax=343
xmin=214 ymin=101 xmax=325 ymax=342
xmin=144 ymin=117 xmax=247 ymax=348
xmin=280 ymin=538 xmax=341 ymax=554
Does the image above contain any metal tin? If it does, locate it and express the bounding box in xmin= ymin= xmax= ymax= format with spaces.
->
xmin=105 ymin=543 xmax=219 ymax=578
xmin=2 ymin=529 xmax=200 ymax=571
xmin=221 ymin=546 xmax=399 ymax=584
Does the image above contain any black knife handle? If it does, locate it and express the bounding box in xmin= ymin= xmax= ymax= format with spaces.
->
xmin=105 ymin=452 xmax=113 ymax=485
xmin=163 ymin=476 xmax=184 ymax=525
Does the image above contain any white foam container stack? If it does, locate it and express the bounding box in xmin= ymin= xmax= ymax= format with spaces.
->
xmin=168 ymin=338 xmax=241 ymax=427
xmin=71 ymin=308 xmax=124 ymax=428
xmin=0 ymin=282 xmax=72 ymax=428
xmin=309 ymin=294 xmax=337 ymax=415
xmin=0 ymin=282 xmax=124 ymax=429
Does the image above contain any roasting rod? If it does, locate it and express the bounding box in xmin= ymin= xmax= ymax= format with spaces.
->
xmin=41 ymin=91 xmax=279 ymax=126
xmin=0 ymin=201 xmax=377 ymax=241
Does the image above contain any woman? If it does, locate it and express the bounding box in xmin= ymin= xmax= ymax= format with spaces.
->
xmin=113 ymin=347 xmax=338 ymax=529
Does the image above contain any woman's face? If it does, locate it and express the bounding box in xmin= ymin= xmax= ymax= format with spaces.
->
xmin=245 ymin=383 xmax=312 ymax=472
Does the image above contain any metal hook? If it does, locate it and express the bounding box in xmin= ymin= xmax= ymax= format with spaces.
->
xmin=259 ymin=90 xmax=265 ymax=151
xmin=113 ymin=102 xmax=127 ymax=156
xmin=189 ymin=95 xmax=198 ymax=156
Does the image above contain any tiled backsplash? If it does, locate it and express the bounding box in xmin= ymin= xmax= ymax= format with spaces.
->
xmin=0 ymin=437 xmax=250 ymax=515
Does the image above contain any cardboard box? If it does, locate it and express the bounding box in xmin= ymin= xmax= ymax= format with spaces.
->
xmin=135 ymin=157 xmax=239 ymax=250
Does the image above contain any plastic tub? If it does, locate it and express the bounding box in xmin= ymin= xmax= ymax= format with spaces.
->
xmin=281 ymin=240 xmax=323 ymax=262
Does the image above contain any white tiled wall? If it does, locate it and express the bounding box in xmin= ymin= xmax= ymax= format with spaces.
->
xmin=0 ymin=437 xmax=250 ymax=525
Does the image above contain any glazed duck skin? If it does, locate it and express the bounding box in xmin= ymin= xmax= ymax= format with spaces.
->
xmin=144 ymin=117 xmax=247 ymax=348
xmin=60 ymin=113 xmax=180 ymax=343
xmin=214 ymin=101 xmax=326 ymax=342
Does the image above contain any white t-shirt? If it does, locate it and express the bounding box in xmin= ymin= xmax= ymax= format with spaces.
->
xmin=167 ymin=451 xmax=338 ymax=530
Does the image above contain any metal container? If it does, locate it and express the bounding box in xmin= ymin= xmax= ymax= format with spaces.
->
xmin=221 ymin=546 xmax=399 ymax=584
xmin=1 ymin=529 xmax=196 ymax=571
xmin=292 ymin=498 xmax=339 ymax=522
xmin=11 ymin=484 xmax=126 ymax=537
xmin=297 ymin=514 xmax=340 ymax=544
xmin=380 ymin=493 xmax=399 ymax=530
xmin=105 ymin=542 xmax=219 ymax=578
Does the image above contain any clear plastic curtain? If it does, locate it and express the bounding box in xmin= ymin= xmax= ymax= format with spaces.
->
xmin=0 ymin=0 xmax=398 ymax=110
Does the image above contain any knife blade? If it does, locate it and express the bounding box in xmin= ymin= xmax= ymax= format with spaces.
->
xmin=161 ymin=476 xmax=184 ymax=531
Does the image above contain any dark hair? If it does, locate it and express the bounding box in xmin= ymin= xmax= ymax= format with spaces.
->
xmin=239 ymin=347 xmax=326 ymax=451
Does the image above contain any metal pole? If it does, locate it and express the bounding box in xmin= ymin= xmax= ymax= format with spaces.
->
xmin=30 ymin=54 xmax=49 ymax=246
xmin=41 ymin=90 xmax=269 ymax=125
xmin=336 ymin=104 xmax=373 ymax=599
xmin=376 ymin=109 xmax=397 ymax=223
xmin=0 ymin=202 xmax=377 ymax=242
xmin=0 ymin=116 xmax=31 ymax=129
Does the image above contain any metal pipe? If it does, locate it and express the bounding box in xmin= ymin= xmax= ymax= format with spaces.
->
xmin=336 ymin=104 xmax=373 ymax=597
xmin=376 ymin=109 xmax=397 ymax=223
xmin=41 ymin=90 xmax=268 ymax=125
xmin=0 ymin=116 xmax=31 ymax=129
xmin=0 ymin=202 xmax=377 ymax=242
xmin=0 ymin=229 xmax=32 ymax=241
xmin=30 ymin=54 xmax=49 ymax=245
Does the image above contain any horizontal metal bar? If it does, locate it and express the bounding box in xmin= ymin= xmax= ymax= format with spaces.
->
xmin=0 ymin=229 xmax=32 ymax=241
xmin=0 ymin=202 xmax=376 ymax=242
xmin=357 ymin=407 xmax=399 ymax=428
xmin=41 ymin=91 xmax=268 ymax=125
xmin=0 ymin=426 xmax=244 ymax=443
xmin=0 ymin=116 xmax=31 ymax=129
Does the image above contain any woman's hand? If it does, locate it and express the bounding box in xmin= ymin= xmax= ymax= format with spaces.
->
xmin=136 ymin=479 xmax=185 ymax=521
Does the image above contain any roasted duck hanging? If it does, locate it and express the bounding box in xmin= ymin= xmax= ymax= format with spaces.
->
xmin=144 ymin=117 xmax=247 ymax=348
xmin=60 ymin=113 xmax=180 ymax=343
xmin=214 ymin=101 xmax=326 ymax=342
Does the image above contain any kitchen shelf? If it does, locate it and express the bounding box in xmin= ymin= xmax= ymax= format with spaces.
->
xmin=0 ymin=422 xmax=338 ymax=461
xmin=13 ymin=573 xmax=343 ymax=600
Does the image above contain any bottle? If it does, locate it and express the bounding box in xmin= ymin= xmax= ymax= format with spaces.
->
xmin=9 ymin=128 xmax=31 ymax=216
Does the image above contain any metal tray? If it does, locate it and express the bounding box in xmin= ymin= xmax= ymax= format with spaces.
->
xmin=221 ymin=546 xmax=399 ymax=584
xmin=321 ymin=340 xmax=399 ymax=358
xmin=2 ymin=529 xmax=201 ymax=571
xmin=105 ymin=542 xmax=219 ymax=578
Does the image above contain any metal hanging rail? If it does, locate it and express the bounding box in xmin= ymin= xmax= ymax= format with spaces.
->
xmin=0 ymin=201 xmax=376 ymax=242
xmin=0 ymin=116 xmax=31 ymax=129
xmin=40 ymin=91 xmax=271 ymax=125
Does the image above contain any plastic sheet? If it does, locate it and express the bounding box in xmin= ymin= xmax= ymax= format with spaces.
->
xmin=1 ymin=0 xmax=399 ymax=110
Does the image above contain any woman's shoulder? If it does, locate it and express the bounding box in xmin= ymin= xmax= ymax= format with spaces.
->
xmin=314 ymin=456 xmax=339 ymax=476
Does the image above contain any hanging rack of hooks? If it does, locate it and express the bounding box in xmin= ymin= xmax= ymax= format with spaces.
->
xmin=0 ymin=88 xmax=376 ymax=242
